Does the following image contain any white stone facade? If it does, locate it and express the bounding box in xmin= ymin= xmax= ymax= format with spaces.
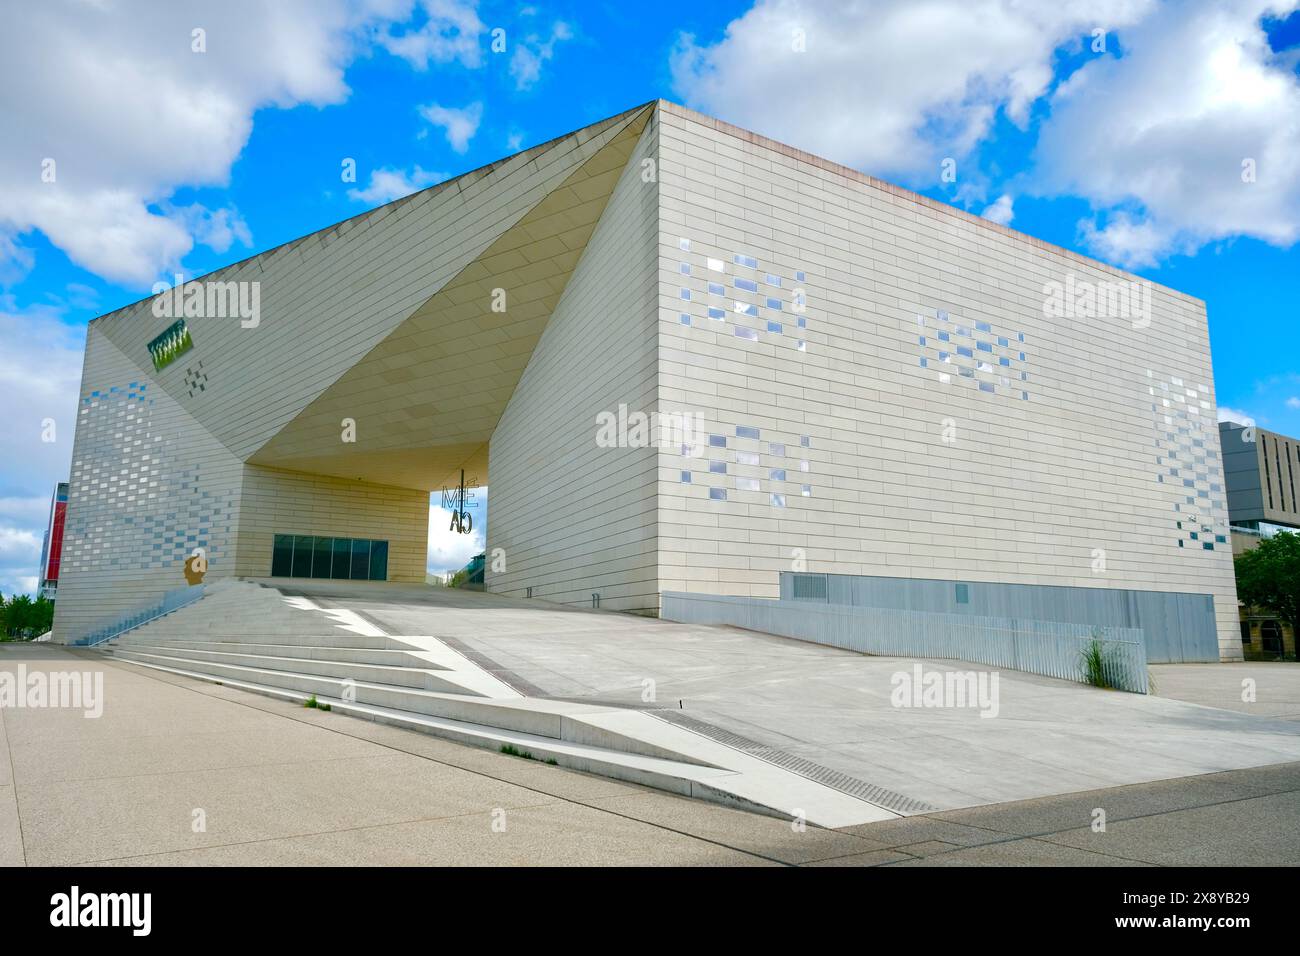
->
xmin=55 ymin=101 xmax=1239 ymax=659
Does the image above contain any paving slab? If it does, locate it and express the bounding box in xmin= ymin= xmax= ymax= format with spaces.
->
xmin=1030 ymin=792 xmax=1300 ymax=866
xmin=1149 ymin=661 xmax=1300 ymax=719
xmin=92 ymin=801 xmax=777 ymax=867
xmin=940 ymin=759 xmax=1300 ymax=831
xmin=838 ymin=816 xmax=1008 ymax=848
xmin=844 ymin=762 xmax=1300 ymax=866
xmin=802 ymin=848 xmax=916 ymax=867
xmin=0 ymin=645 xmax=788 ymax=866
xmin=585 ymin=789 xmax=889 ymax=864
xmin=18 ymin=750 xmax=566 ymax=866
xmin=886 ymin=837 xmax=1149 ymax=867
xmin=0 ymin=786 xmax=22 ymax=867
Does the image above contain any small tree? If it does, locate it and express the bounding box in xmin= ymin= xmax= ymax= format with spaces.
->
xmin=3 ymin=594 xmax=33 ymax=637
xmin=1234 ymin=531 xmax=1300 ymax=640
xmin=31 ymin=595 xmax=54 ymax=635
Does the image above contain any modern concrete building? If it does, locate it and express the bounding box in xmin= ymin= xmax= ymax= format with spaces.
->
xmin=1221 ymin=421 xmax=1300 ymax=536
xmin=37 ymin=481 xmax=68 ymax=601
xmin=1221 ymin=421 xmax=1299 ymax=659
xmin=53 ymin=100 xmax=1241 ymax=661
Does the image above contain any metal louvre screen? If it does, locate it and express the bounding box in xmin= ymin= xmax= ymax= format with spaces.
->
xmin=791 ymin=573 xmax=828 ymax=601
xmin=662 ymin=591 xmax=1151 ymax=693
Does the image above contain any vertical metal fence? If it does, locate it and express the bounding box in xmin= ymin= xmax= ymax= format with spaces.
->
xmin=70 ymin=584 xmax=206 ymax=647
xmin=662 ymin=592 xmax=1150 ymax=693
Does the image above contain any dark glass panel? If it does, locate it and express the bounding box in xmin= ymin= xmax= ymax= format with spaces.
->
xmin=271 ymin=534 xmax=293 ymax=577
xmin=369 ymin=540 xmax=388 ymax=581
xmin=292 ymin=535 xmax=314 ymax=577
xmin=332 ymin=538 xmax=351 ymax=579
xmin=350 ymin=539 xmax=370 ymax=580
xmin=312 ymin=537 xmax=332 ymax=579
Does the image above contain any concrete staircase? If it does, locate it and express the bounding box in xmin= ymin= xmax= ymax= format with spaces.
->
xmin=97 ymin=579 xmax=899 ymax=828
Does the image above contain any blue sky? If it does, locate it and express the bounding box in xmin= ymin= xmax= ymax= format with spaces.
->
xmin=2 ymin=0 xmax=1299 ymax=596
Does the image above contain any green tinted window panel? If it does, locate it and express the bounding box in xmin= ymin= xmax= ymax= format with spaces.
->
xmin=292 ymin=535 xmax=314 ymax=577
xmin=312 ymin=537 xmax=333 ymax=579
xmin=369 ymin=540 xmax=388 ymax=581
xmin=271 ymin=535 xmax=293 ymax=577
xmin=269 ymin=535 xmax=390 ymax=580
xmin=332 ymin=538 xmax=351 ymax=579
xmin=147 ymin=319 xmax=193 ymax=371
xmin=350 ymin=539 xmax=371 ymax=580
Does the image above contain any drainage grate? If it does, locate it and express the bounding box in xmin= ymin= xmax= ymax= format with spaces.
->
xmin=432 ymin=634 xmax=552 ymax=698
xmin=648 ymin=709 xmax=938 ymax=816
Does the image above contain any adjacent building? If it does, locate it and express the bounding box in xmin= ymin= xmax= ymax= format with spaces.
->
xmin=52 ymin=101 xmax=1241 ymax=661
xmin=37 ymin=481 xmax=68 ymax=601
xmin=1221 ymin=421 xmax=1299 ymax=659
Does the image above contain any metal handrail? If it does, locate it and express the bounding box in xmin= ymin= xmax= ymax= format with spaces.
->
xmin=71 ymin=584 xmax=206 ymax=647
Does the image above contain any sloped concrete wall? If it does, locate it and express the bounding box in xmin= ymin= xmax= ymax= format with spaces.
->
xmin=486 ymin=117 xmax=661 ymax=612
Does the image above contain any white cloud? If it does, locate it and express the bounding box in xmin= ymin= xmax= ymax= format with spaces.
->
xmin=0 ymin=524 xmax=43 ymax=598
xmin=0 ymin=0 xmax=430 ymax=287
xmin=671 ymin=0 xmax=1300 ymax=268
xmin=418 ymin=101 xmax=483 ymax=153
xmin=1218 ymin=406 xmax=1257 ymax=427
xmin=981 ymin=193 xmax=1015 ymax=226
xmin=0 ymin=230 xmax=35 ymax=285
xmin=1075 ymin=212 xmax=1175 ymax=270
xmin=0 ymin=527 xmax=41 ymax=550
xmin=0 ymin=497 xmax=49 ymax=527
xmin=1034 ymin=0 xmax=1300 ymax=267
xmin=376 ymin=0 xmax=484 ymax=70
xmin=162 ymin=203 xmax=254 ymax=256
xmin=0 ymin=300 xmax=83 ymax=597
xmin=0 ymin=301 xmax=85 ymax=482
xmin=510 ymin=20 xmax=573 ymax=90
xmin=15 ymin=192 xmax=196 ymax=290
xmin=1287 ymin=397 xmax=1300 ymax=410
xmin=671 ymin=0 xmax=1154 ymax=183
xmin=347 ymin=165 xmax=447 ymax=204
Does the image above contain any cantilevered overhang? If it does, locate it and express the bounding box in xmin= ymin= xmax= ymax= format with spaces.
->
xmin=87 ymin=103 xmax=653 ymax=492
xmin=245 ymin=106 xmax=653 ymax=490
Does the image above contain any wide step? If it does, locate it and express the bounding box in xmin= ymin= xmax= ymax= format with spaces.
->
xmin=107 ymin=648 xmax=721 ymax=767
xmin=94 ymin=578 xmax=902 ymax=828
xmin=111 ymin=639 xmax=442 ymax=668
xmin=112 ymin=656 xmax=774 ymax=813
xmin=108 ymin=646 xmax=487 ymax=698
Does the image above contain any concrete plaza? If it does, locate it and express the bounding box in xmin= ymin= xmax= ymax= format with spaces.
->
xmin=259 ymin=582 xmax=1300 ymax=812
xmin=2 ymin=642 xmax=1298 ymax=866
